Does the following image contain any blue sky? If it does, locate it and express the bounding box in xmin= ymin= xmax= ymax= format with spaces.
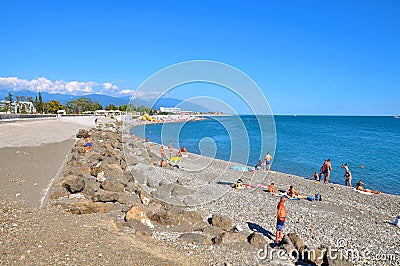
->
xmin=0 ymin=0 xmax=399 ymax=115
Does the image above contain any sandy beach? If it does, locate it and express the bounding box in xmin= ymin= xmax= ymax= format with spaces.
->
xmin=0 ymin=118 xmax=208 ymax=265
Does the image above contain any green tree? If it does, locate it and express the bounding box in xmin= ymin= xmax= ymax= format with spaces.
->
xmin=92 ymin=101 xmax=102 ymax=111
xmin=21 ymin=105 xmax=27 ymax=114
xmin=44 ymin=100 xmax=64 ymax=114
xmin=118 ymin=104 xmax=127 ymax=111
xmin=34 ymin=96 xmax=38 ymax=112
xmin=37 ymin=92 xmax=44 ymax=113
xmin=65 ymin=97 xmax=99 ymax=114
xmin=105 ymin=104 xmax=118 ymax=111
xmin=5 ymin=92 xmax=13 ymax=113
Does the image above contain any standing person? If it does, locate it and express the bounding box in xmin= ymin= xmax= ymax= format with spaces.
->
xmin=160 ymin=145 xmax=165 ymax=158
xmin=319 ymin=159 xmax=332 ymax=183
xmin=84 ymin=134 xmax=93 ymax=153
xmin=342 ymin=164 xmax=352 ymax=187
xmin=168 ymin=141 xmax=173 ymax=159
xmin=275 ymin=197 xmax=287 ymax=244
xmin=264 ymin=152 xmax=273 ymax=172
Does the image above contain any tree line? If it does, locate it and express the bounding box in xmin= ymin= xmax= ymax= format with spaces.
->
xmin=1 ymin=92 xmax=152 ymax=114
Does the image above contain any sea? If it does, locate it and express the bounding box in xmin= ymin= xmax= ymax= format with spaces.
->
xmin=131 ymin=116 xmax=400 ymax=196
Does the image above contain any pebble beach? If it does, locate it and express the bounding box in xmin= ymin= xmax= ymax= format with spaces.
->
xmin=1 ymin=117 xmax=399 ymax=265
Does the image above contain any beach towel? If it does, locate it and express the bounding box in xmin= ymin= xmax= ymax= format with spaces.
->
xmin=352 ymin=188 xmax=374 ymax=195
xmin=230 ymin=165 xmax=251 ymax=172
xmin=170 ymin=157 xmax=182 ymax=163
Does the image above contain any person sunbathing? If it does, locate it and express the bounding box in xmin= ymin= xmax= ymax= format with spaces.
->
xmin=355 ymin=180 xmax=380 ymax=194
xmin=287 ymin=185 xmax=308 ymax=199
xmin=267 ymin=183 xmax=277 ymax=193
xmin=287 ymin=186 xmax=298 ymax=198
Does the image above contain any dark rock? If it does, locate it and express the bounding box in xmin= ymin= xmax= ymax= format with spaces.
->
xmin=82 ymin=176 xmax=100 ymax=195
xmin=304 ymin=248 xmax=325 ymax=266
xmin=181 ymin=210 xmax=203 ymax=226
xmin=76 ymin=129 xmax=89 ymax=138
xmin=125 ymin=219 xmax=152 ymax=234
xmin=150 ymin=208 xmax=183 ymax=226
xmin=287 ymin=233 xmax=305 ymax=253
xmin=323 ymin=250 xmax=353 ymax=266
xmin=64 ymin=201 xmax=115 ymax=214
xmin=195 ymin=225 xmax=225 ymax=238
xmin=50 ymin=187 xmax=69 ymax=199
xmin=179 ymin=233 xmax=212 ymax=245
xmin=146 ymin=177 xmax=161 ymax=188
xmin=281 ymin=235 xmax=293 ymax=245
xmin=101 ymin=180 xmax=125 ymax=192
xmin=213 ymin=232 xmax=248 ymax=244
xmin=86 ymin=152 xmax=103 ymax=163
xmin=91 ymin=191 xmax=119 ymax=202
xmin=248 ymin=232 xmax=267 ymax=248
xmin=117 ymin=194 xmax=141 ymax=206
xmin=62 ymin=175 xmax=85 ymax=193
xmin=211 ymin=214 xmax=232 ymax=231
xmin=171 ymin=185 xmax=193 ymax=197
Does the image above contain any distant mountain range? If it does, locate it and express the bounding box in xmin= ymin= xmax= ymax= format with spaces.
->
xmin=0 ymin=89 xmax=210 ymax=112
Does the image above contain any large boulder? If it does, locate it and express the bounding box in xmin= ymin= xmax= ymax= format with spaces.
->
xmin=76 ymin=129 xmax=89 ymax=138
xmin=91 ymin=191 xmax=120 ymax=202
xmin=50 ymin=187 xmax=69 ymax=200
xmin=125 ymin=205 xmax=154 ymax=229
xmin=62 ymin=175 xmax=85 ymax=193
xmin=179 ymin=233 xmax=212 ymax=245
xmin=248 ymin=232 xmax=267 ymax=248
xmin=150 ymin=208 xmax=183 ymax=226
xmin=195 ymin=225 xmax=225 ymax=238
xmin=281 ymin=235 xmax=296 ymax=257
xmin=287 ymin=233 xmax=305 ymax=253
xmin=82 ymin=176 xmax=100 ymax=195
xmin=117 ymin=194 xmax=141 ymax=206
xmin=211 ymin=214 xmax=232 ymax=231
xmin=100 ymin=180 xmax=125 ymax=192
xmin=304 ymin=248 xmax=325 ymax=266
xmin=212 ymin=232 xmax=248 ymax=245
xmin=61 ymin=201 xmax=115 ymax=214
xmin=171 ymin=185 xmax=193 ymax=197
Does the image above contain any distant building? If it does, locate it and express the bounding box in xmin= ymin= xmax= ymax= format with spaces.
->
xmin=159 ymin=107 xmax=181 ymax=114
xmin=94 ymin=109 xmax=122 ymax=117
xmin=0 ymin=100 xmax=36 ymax=114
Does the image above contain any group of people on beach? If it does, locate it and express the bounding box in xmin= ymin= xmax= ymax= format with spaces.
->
xmin=255 ymin=152 xmax=273 ymax=172
xmin=310 ymin=159 xmax=380 ymax=194
xmin=158 ymin=141 xmax=187 ymax=168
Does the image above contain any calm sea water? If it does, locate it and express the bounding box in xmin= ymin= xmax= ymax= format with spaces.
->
xmin=131 ymin=116 xmax=400 ymax=196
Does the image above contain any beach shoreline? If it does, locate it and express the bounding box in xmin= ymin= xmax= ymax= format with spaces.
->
xmin=1 ymin=118 xmax=399 ymax=265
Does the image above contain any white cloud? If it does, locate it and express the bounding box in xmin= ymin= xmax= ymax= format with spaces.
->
xmin=0 ymin=77 xmax=98 ymax=95
xmin=118 ymin=89 xmax=135 ymax=96
xmin=132 ymin=91 xmax=162 ymax=100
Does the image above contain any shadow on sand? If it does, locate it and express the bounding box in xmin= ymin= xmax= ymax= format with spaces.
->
xmin=247 ymin=222 xmax=274 ymax=240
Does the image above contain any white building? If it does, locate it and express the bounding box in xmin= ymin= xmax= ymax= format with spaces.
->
xmin=0 ymin=100 xmax=36 ymax=114
xmin=159 ymin=107 xmax=181 ymax=113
